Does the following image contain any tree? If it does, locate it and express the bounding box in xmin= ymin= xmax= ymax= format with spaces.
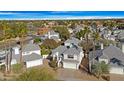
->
xmin=1 ymin=21 xmax=11 ymax=73
xmin=42 ymin=39 xmax=59 ymax=49
xmin=92 ymin=31 xmax=100 ymax=64
xmin=16 ymin=67 xmax=56 ymax=81
xmin=91 ymin=61 xmax=109 ymax=79
xmin=80 ymin=26 xmax=91 ymax=72
xmin=53 ymin=26 xmax=70 ymax=41
xmin=75 ymin=30 xmax=85 ymax=40
xmin=40 ymin=45 xmax=51 ymax=55
xmin=16 ymin=22 xmax=27 ymax=65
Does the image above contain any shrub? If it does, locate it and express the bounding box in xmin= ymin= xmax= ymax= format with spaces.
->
xmin=0 ymin=65 xmax=5 ymax=72
xmin=91 ymin=61 xmax=109 ymax=79
xmin=49 ymin=60 xmax=57 ymax=69
xmin=40 ymin=45 xmax=51 ymax=55
xmin=11 ymin=63 xmax=23 ymax=73
xmin=16 ymin=67 xmax=56 ymax=81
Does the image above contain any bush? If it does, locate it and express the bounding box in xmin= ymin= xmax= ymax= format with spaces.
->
xmin=49 ymin=60 xmax=57 ymax=69
xmin=40 ymin=45 xmax=51 ymax=55
xmin=16 ymin=67 xmax=56 ymax=81
xmin=0 ymin=65 xmax=5 ymax=72
xmin=91 ymin=61 xmax=109 ymax=78
xmin=11 ymin=63 xmax=23 ymax=73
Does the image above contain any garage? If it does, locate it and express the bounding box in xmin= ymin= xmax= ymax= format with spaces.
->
xmin=63 ymin=60 xmax=79 ymax=69
xmin=23 ymin=53 xmax=43 ymax=68
xmin=26 ymin=59 xmax=43 ymax=68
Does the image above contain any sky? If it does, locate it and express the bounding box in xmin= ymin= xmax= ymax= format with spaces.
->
xmin=0 ymin=11 xmax=124 ymax=20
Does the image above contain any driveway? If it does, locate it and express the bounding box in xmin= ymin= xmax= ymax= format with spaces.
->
xmin=56 ymin=68 xmax=103 ymax=81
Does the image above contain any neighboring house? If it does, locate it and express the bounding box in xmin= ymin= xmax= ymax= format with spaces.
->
xmin=11 ymin=43 xmax=43 ymax=68
xmin=117 ymin=31 xmax=124 ymax=40
xmin=112 ymin=29 xmax=124 ymax=36
xmin=0 ymin=50 xmax=6 ymax=66
xmin=43 ymin=30 xmax=61 ymax=42
xmin=73 ymin=25 xmax=84 ymax=33
xmin=107 ymin=35 xmax=116 ymax=41
xmin=89 ymin=44 xmax=124 ymax=74
xmin=51 ymin=37 xmax=84 ymax=70
xmin=64 ymin=37 xmax=81 ymax=46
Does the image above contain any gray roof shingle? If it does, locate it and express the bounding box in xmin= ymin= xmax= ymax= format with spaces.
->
xmin=13 ymin=53 xmax=42 ymax=62
xmin=64 ymin=37 xmax=80 ymax=45
xmin=23 ymin=43 xmax=40 ymax=52
xmin=51 ymin=45 xmax=67 ymax=56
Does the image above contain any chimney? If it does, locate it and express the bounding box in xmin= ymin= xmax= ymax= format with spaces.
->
xmin=13 ymin=47 xmax=20 ymax=55
xmin=80 ymin=37 xmax=83 ymax=41
xmin=100 ymin=43 xmax=104 ymax=50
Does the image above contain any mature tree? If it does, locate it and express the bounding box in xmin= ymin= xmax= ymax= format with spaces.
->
xmin=16 ymin=22 xmax=27 ymax=65
xmin=92 ymin=31 xmax=101 ymax=63
xmin=75 ymin=30 xmax=85 ymax=40
xmin=42 ymin=39 xmax=59 ymax=49
xmin=79 ymin=26 xmax=91 ymax=72
xmin=1 ymin=21 xmax=11 ymax=73
xmin=53 ymin=26 xmax=70 ymax=41
xmin=40 ymin=45 xmax=51 ymax=55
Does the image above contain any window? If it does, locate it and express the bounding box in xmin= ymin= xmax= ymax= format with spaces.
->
xmin=68 ymin=55 xmax=74 ymax=59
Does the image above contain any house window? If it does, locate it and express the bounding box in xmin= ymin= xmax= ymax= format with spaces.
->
xmin=68 ymin=55 xmax=74 ymax=59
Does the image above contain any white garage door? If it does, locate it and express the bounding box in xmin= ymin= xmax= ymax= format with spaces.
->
xmin=26 ymin=59 xmax=43 ymax=68
xmin=63 ymin=62 xmax=77 ymax=69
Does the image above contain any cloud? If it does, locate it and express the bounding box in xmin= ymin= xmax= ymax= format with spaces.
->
xmin=0 ymin=12 xmax=17 ymax=15
xmin=0 ymin=16 xmax=123 ymax=20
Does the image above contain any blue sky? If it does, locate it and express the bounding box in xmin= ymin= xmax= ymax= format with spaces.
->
xmin=0 ymin=11 xmax=124 ymax=20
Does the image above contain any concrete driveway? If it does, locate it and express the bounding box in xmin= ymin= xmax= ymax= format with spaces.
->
xmin=56 ymin=68 xmax=102 ymax=81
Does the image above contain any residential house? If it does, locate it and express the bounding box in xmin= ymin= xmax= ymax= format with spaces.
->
xmin=89 ymin=44 xmax=124 ymax=74
xmin=117 ymin=31 xmax=124 ymax=40
xmin=11 ymin=43 xmax=43 ymax=68
xmin=73 ymin=25 xmax=84 ymax=33
xmin=64 ymin=37 xmax=81 ymax=46
xmin=43 ymin=30 xmax=61 ymax=42
xmin=51 ymin=37 xmax=84 ymax=69
xmin=0 ymin=50 xmax=6 ymax=66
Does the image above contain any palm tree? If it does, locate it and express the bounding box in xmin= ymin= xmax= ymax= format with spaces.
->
xmin=1 ymin=21 xmax=11 ymax=73
xmin=80 ymin=26 xmax=92 ymax=72
xmin=92 ymin=31 xmax=100 ymax=64
xmin=17 ymin=22 xmax=27 ymax=66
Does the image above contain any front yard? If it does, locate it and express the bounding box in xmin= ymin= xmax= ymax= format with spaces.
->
xmin=0 ymin=62 xmax=124 ymax=81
